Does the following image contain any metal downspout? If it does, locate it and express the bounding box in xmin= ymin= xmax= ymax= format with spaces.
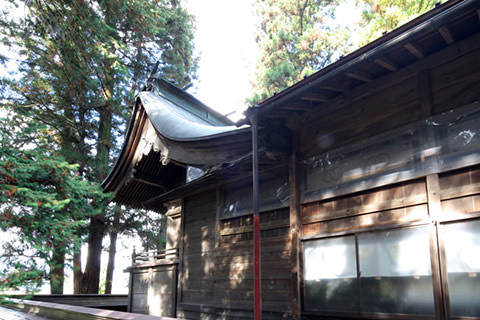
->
xmin=251 ymin=106 xmax=262 ymax=320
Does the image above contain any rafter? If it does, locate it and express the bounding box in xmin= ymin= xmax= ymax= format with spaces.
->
xmin=280 ymin=104 xmax=312 ymax=111
xmin=404 ymin=42 xmax=425 ymax=59
xmin=132 ymin=177 xmax=167 ymax=191
xmin=438 ymin=26 xmax=455 ymax=45
xmin=374 ymin=58 xmax=398 ymax=72
xmin=301 ymin=92 xmax=330 ymax=102
xmin=322 ymin=85 xmax=349 ymax=93
xmin=346 ymin=71 xmax=373 ymax=82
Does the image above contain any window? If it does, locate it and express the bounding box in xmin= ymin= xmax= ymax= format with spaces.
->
xmin=303 ymin=236 xmax=358 ymax=311
xmin=358 ymin=227 xmax=434 ymax=314
xmin=220 ymin=167 xmax=289 ymax=219
xmin=303 ymin=225 xmax=435 ymax=315
xmin=442 ymin=220 xmax=480 ymax=317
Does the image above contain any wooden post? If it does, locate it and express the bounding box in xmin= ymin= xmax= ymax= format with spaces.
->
xmin=288 ymin=119 xmax=301 ymax=319
xmin=251 ymin=106 xmax=262 ymax=320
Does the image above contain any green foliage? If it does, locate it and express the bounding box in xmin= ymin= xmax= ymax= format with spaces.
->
xmin=249 ymin=0 xmax=352 ymax=104
xmin=0 ymin=114 xmax=110 ymax=292
xmin=0 ymin=0 xmax=197 ymax=292
xmin=357 ymin=0 xmax=445 ymax=46
xmin=134 ymin=210 xmax=167 ymax=253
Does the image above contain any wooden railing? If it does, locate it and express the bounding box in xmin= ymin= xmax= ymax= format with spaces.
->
xmin=132 ymin=247 xmax=178 ymax=264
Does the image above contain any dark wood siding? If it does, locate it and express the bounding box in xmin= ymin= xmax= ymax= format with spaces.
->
xmin=178 ymin=189 xmax=293 ymax=319
xmin=178 ymin=190 xmax=217 ymax=316
xmin=301 ymin=179 xmax=429 ymax=237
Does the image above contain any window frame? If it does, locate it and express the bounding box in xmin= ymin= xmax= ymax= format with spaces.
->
xmin=300 ymin=222 xmax=439 ymax=319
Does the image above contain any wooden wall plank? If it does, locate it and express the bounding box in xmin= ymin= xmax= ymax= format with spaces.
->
xmin=302 ymin=180 xmax=427 ymax=224
xmin=302 ymin=204 xmax=428 ymax=237
xmin=300 ymin=77 xmax=421 ymax=156
xmin=299 ymin=33 xmax=480 ymax=157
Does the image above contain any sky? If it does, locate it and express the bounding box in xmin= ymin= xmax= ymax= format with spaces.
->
xmin=183 ymin=0 xmax=259 ymax=120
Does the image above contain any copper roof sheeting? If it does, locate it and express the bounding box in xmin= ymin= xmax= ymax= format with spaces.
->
xmin=102 ymin=78 xmax=253 ymax=210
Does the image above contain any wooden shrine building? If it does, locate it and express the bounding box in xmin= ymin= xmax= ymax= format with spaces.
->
xmin=103 ymin=0 xmax=480 ymax=318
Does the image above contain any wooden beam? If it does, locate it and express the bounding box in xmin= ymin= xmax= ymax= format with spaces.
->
xmin=374 ymin=57 xmax=398 ymax=72
xmin=280 ymin=105 xmax=312 ymax=111
xmin=438 ymin=26 xmax=455 ymax=45
xmin=322 ymin=85 xmax=349 ymax=93
xmin=301 ymin=92 xmax=330 ymax=102
xmin=426 ymin=174 xmax=442 ymax=221
xmin=263 ymin=110 xmax=294 ymax=118
xmin=418 ymin=69 xmax=433 ymax=118
xmin=346 ymin=70 xmax=373 ymax=82
xmin=289 ymin=129 xmax=301 ymax=318
xmin=404 ymin=42 xmax=425 ymax=59
xmin=132 ymin=177 xmax=167 ymax=190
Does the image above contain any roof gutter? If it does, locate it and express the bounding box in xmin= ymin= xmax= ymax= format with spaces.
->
xmin=246 ymin=0 xmax=477 ymax=119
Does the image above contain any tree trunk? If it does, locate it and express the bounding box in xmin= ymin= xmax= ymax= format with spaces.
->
xmin=76 ymin=3 xmax=116 ymax=292
xmin=105 ymin=206 xmax=122 ymax=294
xmin=50 ymin=242 xmax=65 ymax=294
xmin=105 ymin=230 xmax=117 ymax=294
xmin=79 ymin=215 xmax=106 ymax=293
xmin=73 ymin=243 xmax=83 ymax=294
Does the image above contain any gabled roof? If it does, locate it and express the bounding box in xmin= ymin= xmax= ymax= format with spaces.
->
xmin=102 ymin=77 xmax=252 ymax=210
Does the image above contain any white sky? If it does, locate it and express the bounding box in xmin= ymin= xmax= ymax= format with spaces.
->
xmin=182 ymin=0 xmax=259 ymax=120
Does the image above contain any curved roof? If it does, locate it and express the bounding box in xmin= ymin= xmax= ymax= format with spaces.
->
xmin=102 ymin=78 xmax=252 ymax=208
xmin=139 ymin=91 xmax=248 ymax=142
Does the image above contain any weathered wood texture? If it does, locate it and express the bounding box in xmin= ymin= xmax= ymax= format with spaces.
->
xmin=439 ymin=165 xmax=480 ymax=219
xmin=299 ymin=35 xmax=480 ymax=157
xmin=301 ymin=179 xmax=429 ymax=237
xmin=130 ymin=264 xmax=177 ymax=317
xmin=177 ymin=190 xmax=293 ymax=319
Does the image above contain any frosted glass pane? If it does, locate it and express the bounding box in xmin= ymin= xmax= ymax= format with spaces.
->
xmin=303 ymin=126 xmax=426 ymax=200
xmin=358 ymin=227 xmax=434 ymax=315
xmin=358 ymin=227 xmax=432 ymax=277
xmin=304 ymin=236 xmax=357 ymax=280
xmin=443 ymin=220 xmax=480 ymax=317
xmin=303 ymin=236 xmax=358 ymax=311
xmin=434 ymin=105 xmax=480 ymax=171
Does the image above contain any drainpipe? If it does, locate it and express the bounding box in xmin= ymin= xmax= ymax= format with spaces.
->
xmin=250 ymin=105 xmax=262 ymax=320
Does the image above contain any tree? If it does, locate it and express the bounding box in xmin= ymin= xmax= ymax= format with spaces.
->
xmin=0 ymin=111 xmax=108 ymax=293
xmin=249 ymin=0 xmax=351 ymax=104
xmin=357 ymin=0 xmax=445 ymax=46
xmin=0 ymin=0 xmax=197 ymax=293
